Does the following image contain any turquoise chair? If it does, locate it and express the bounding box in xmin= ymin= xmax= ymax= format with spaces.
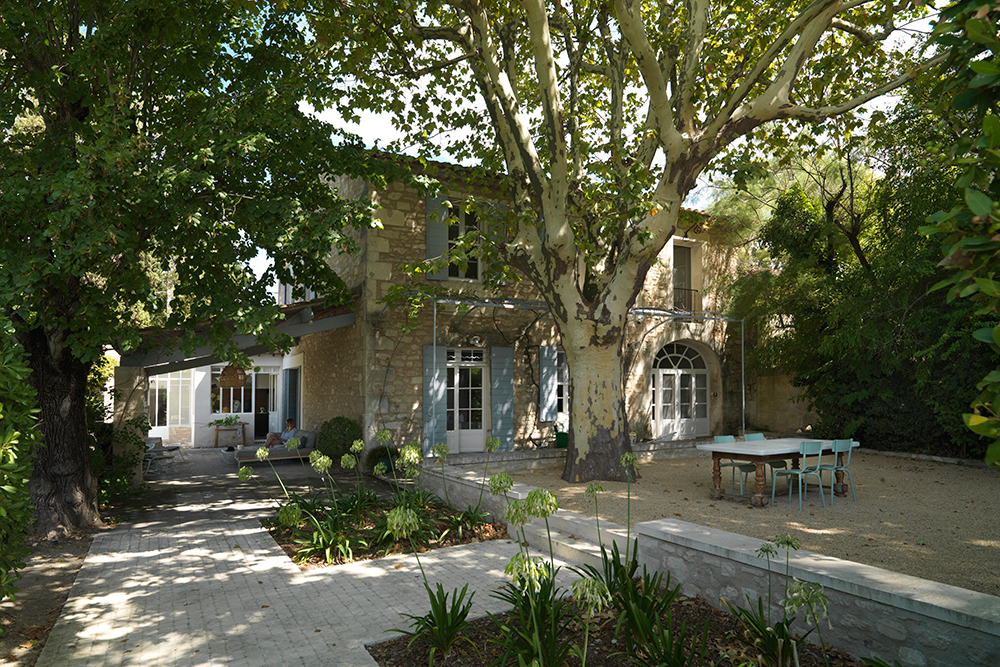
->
xmin=746 ymin=432 xmax=787 ymax=478
xmin=818 ymin=439 xmax=857 ymax=503
xmin=771 ymin=441 xmax=826 ymax=511
xmin=715 ymin=435 xmax=755 ymax=495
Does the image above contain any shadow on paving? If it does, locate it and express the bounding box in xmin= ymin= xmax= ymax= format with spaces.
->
xmin=110 ymin=448 xmax=403 ymax=531
xmin=33 ymin=447 xmax=556 ymax=667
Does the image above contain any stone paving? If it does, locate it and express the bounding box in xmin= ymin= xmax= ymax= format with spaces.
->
xmin=35 ymin=449 xmax=570 ymax=667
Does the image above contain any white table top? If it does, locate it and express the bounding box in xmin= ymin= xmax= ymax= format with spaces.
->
xmin=695 ymin=437 xmax=858 ymax=457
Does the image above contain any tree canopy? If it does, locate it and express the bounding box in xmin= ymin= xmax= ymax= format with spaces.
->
xmin=297 ymin=0 xmax=944 ymax=480
xmin=0 ymin=0 xmax=407 ymax=535
xmin=922 ymin=1 xmax=1000 ymax=467
xmin=718 ymin=99 xmax=989 ymax=459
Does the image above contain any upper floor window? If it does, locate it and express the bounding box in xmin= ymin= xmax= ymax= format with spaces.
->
xmin=426 ymin=195 xmax=485 ymax=282
xmin=672 ymin=243 xmax=698 ymax=311
xmin=448 ymin=206 xmax=480 ymax=280
xmin=277 ymin=283 xmax=316 ymax=306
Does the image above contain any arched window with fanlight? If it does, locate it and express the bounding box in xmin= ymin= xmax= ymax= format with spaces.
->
xmin=650 ymin=343 xmax=710 ymax=439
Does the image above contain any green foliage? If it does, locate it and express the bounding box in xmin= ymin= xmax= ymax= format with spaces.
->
xmin=724 ymin=102 xmax=989 ymax=458
xmin=208 ymin=415 xmax=242 ymax=427
xmin=316 ymin=416 xmax=363 ymax=462
xmin=722 ymin=596 xmax=802 ymax=667
xmin=85 ymin=355 xmax=118 ymax=426
xmin=922 ymin=2 xmax=1000 ymax=467
xmin=391 ymin=583 xmax=480 ymax=667
xmin=292 ymin=509 xmax=362 ymax=564
xmin=0 ymin=0 xmax=414 ymax=532
xmin=722 ymin=535 xmax=811 ymax=667
xmin=489 ymin=562 xmax=577 ymax=667
xmin=617 ymin=605 xmax=719 ymax=667
xmin=0 ymin=326 xmax=40 ymax=604
xmin=363 ymin=444 xmax=399 ymax=473
xmin=89 ymin=435 xmax=145 ymax=508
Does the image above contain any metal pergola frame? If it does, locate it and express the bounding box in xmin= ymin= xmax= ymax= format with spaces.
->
xmin=427 ymin=295 xmax=746 ymax=441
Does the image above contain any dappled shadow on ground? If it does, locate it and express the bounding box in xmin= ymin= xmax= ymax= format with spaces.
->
xmin=511 ymin=451 xmax=1000 ymax=597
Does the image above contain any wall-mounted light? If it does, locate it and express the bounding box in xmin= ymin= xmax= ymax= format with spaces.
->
xmin=469 ymin=335 xmax=483 ymax=347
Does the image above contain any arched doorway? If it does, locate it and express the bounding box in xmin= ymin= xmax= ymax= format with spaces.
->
xmin=651 ymin=343 xmax=710 ymax=439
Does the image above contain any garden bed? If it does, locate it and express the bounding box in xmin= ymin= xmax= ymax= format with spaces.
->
xmin=366 ymin=592 xmax=862 ymax=667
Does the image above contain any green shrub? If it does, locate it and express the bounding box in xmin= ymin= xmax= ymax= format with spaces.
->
xmin=0 ymin=323 xmax=41 ymax=604
xmin=364 ymin=444 xmax=400 ymax=473
xmin=90 ymin=417 xmax=146 ymax=508
xmin=316 ymin=416 xmax=363 ymax=461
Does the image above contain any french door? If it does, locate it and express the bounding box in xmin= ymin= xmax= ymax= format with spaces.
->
xmin=446 ymin=349 xmax=487 ymax=453
xmin=651 ymin=344 xmax=709 ymax=439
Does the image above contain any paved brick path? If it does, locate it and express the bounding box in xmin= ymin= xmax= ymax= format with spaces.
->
xmin=35 ymin=450 xmax=570 ymax=666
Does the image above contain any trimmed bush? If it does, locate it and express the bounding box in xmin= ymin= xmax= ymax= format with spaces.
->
xmin=364 ymin=444 xmax=400 ymax=473
xmin=316 ymin=416 xmax=363 ymax=461
xmin=0 ymin=323 xmax=41 ymax=603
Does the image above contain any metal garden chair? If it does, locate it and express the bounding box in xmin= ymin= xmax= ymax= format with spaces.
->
xmin=771 ymin=440 xmax=826 ymax=511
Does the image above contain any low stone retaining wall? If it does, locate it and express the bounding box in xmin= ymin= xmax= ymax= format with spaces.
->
xmin=422 ymin=461 xmax=1000 ymax=667
xmin=637 ymin=519 xmax=1000 ymax=667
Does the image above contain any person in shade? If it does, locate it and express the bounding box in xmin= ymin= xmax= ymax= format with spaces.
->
xmin=263 ymin=418 xmax=296 ymax=448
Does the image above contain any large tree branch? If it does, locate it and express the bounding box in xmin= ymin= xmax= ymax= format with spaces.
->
xmin=676 ymin=0 xmax=709 ymax=138
xmin=521 ymin=0 xmax=568 ymax=206
xmin=767 ymin=53 xmax=947 ymax=122
xmin=614 ymin=0 xmax=681 ymax=153
xmin=457 ymin=0 xmax=545 ymax=196
xmin=704 ymin=0 xmax=841 ymax=140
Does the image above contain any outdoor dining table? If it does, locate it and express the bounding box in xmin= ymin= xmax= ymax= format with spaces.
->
xmin=695 ymin=437 xmax=858 ymax=507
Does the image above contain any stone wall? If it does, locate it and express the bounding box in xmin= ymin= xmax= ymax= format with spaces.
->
xmin=422 ymin=459 xmax=1000 ymax=667
xmin=637 ymin=518 xmax=999 ymax=667
xmin=296 ymin=319 xmax=365 ymax=433
xmin=746 ymin=373 xmax=819 ymax=434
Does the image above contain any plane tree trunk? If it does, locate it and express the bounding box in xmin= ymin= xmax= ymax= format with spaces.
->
xmin=561 ymin=338 xmax=635 ymax=483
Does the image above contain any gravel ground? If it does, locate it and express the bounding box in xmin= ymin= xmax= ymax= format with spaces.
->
xmin=509 ymin=449 xmax=1000 ymax=597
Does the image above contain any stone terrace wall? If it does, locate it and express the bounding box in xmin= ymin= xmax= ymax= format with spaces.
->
xmin=421 ymin=459 xmax=1000 ymax=667
xmin=637 ymin=519 xmax=999 ymax=667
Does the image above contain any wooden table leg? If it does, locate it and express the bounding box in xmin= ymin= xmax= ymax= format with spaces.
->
xmin=711 ymin=455 xmax=723 ymax=500
xmin=834 ymin=451 xmax=846 ymax=497
xmin=751 ymin=462 xmax=769 ymax=506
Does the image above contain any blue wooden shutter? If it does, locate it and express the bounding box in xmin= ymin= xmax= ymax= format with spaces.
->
xmin=426 ymin=196 xmax=449 ymax=281
xmin=422 ymin=345 xmax=447 ymax=455
xmin=539 ymin=346 xmax=558 ymax=422
xmin=282 ymin=368 xmax=300 ymax=427
xmin=491 ymin=347 xmax=514 ymax=451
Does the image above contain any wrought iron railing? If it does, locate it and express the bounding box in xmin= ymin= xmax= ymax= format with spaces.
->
xmin=673 ymin=287 xmax=698 ymax=312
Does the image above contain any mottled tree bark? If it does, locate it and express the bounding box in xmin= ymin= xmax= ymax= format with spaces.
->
xmin=21 ymin=325 xmax=102 ymax=538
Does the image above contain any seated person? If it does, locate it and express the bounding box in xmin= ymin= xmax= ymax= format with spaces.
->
xmin=263 ymin=419 xmax=297 ymax=449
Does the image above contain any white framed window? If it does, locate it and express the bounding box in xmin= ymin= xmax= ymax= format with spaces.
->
xmin=445 ymin=348 xmax=487 ymax=452
xmin=447 ymin=206 xmax=480 ymax=280
xmin=147 ymin=370 xmax=193 ymax=428
xmin=210 ymin=366 xmax=251 ymax=414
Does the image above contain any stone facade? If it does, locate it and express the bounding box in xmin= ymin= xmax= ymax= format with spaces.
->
xmin=287 ymin=169 xmax=802 ymax=456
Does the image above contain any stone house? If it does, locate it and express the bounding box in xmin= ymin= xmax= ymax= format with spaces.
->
xmin=277 ymin=161 xmax=810 ymax=456
xmin=116 ymin=161 xmax=814 ymax=452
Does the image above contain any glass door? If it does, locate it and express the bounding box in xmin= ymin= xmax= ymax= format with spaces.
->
xmin=651 ymin=344 xmax=710 ymax=439
xmin=445 ymin=349 xmax=487 ymax=453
